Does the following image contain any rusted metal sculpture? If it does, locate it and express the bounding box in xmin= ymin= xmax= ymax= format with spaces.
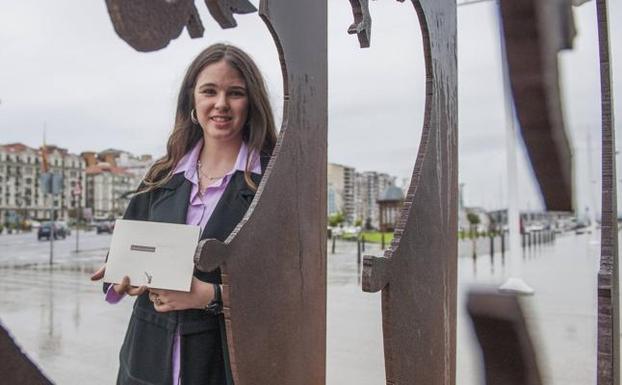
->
xmin=595 ymin=1 xmax=619 ymax=384
xmin=105 ymin=0 xmax=205 ymax=52
xmin=206 ymin=0 xmax=257 ymax=28
xmin=467 ymin=291 xmax=543 ymax=385
xmin=360 ymin=1 xmax=458 ymax=384
xmin=498 ymin=0 xmax=575 ymax=212
xmin=348 ymin=0 xmax=371 ymax=48
xmin=193 ymin=1 xmax=327 ymax=384
xmin=0 ymin=323 xmax=52 ymax=385
xmin=105 ymin=0 xmax=256 ymax=51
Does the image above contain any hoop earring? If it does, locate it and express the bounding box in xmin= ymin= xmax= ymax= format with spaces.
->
xmin=190 ymin=109 xmax=199 ymax=125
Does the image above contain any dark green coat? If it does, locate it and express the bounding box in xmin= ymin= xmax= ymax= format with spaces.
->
xmin=115 ymin=165 xmax=263 ymax=385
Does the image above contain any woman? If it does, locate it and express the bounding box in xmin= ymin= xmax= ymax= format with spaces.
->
xmin=91 ymin=43 xmax=277 ymax=385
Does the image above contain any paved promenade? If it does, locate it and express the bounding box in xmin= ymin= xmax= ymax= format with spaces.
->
xmin=0 ymin=231 xmax=615 ymax=384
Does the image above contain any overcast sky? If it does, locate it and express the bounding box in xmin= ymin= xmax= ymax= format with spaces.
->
xmin=0 ymin=0 xmax=620 ymax=215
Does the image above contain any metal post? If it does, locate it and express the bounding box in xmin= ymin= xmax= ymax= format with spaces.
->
xmin=501 ymin=230 xmax=505 ymax=255
xmin=331 ymin=235 xmax=335 ymax=255
xmin=490 ymin=234 xmax=494 ymax=256
xmin=49 ymin=195 xmax=54 ymax=266
xmin=75 ymin=199 xmax=80 ymax=253
xmin=75 ymin=165 xmax=82 ymax=253
xmin=361 ymin=234 xmax=366 ymax=252
xmin=381 ymin=232 xmax=385 ymax=250
xmin=357 ymin=238 xmax=361 ymax=265
xmin=521 ymin=233 xmax=525 ymax=249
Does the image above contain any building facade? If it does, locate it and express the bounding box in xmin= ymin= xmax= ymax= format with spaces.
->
xmin=85 ymin=163 xmax=142 ymax=219
xmin=354 ymin=171 xmax=395 ymax=229
xmin=327 ymin=163 xmax=356 ymax=224
xmin=0 ymin=143 xmax=86 ymax=224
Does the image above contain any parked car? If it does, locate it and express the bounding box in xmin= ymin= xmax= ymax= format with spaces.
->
xmin=37 ymin=222 xmax=67 ymax=240
xmin=96 ymin=221 xmax=115 ymax=234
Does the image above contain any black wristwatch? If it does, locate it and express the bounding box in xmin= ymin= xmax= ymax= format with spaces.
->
xmin=204 ymin=283 xmax=222 ymax=315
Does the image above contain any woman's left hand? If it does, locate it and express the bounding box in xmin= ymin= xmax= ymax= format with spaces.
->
xmin=149 ymin=277 xmax=215 ymax=312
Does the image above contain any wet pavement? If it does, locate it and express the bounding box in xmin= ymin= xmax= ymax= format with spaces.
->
xmin=0 ymin=231 xmax=616 ymax=384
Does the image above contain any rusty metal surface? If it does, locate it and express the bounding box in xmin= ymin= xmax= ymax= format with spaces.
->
xmin=596 ymin=1 xmax=619 ymax=384
xmin=193 ymin=1 xmax=327 ymax=384
xmin=361 ymin=1 xmax=457 ymax=384
xmin=105 ymin=0 xmax=205 ymax=52
xmin=466 ymin=291 xmax=543 ymax=385
xmin=206 ymin=0 xmax=257 ymax=29
xmin=0 ymin=323 xmax=53 ymax=385
xmin=105 ymin=0 xmax=256 ymax=51
xmin=498 ymin=0 xmax=574 ymax=212
xmin=347 ymin=0 xmax=371 ymax=48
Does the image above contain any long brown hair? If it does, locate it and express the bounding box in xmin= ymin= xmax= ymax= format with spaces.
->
xmin=141 ymin=43 xmax=277 ymax=192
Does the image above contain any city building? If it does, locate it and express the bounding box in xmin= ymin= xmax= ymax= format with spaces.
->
xmin=83 ymin=149 xmax=153 ymax=179
xmin=377 ymin=184 xmax=405 ymax=232
xmin=355 ymin=171 xmax=395 ymax=229
xmin=327 ymin=163 xmax=356 ymax=223
xmin=85 ymin=162 xmax=141 ymax=219
xmin=0 ymin=143 xmax=86 ymax=224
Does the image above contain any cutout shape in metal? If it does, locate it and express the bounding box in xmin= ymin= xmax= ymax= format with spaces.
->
xmin=193 ymin=1 xmax=327 ymax=384
xmin=360 ymin=1 xmax=458 ymax=384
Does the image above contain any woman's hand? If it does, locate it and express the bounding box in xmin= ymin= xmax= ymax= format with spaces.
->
xmin=148 ymin=277 xmax=215 ymax=312
xmin=90 ymin=264 xmax=147 ymax=297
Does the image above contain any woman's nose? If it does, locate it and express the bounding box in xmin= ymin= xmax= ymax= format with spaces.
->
xmin=214 ymin=92 xmax=229 ymax=110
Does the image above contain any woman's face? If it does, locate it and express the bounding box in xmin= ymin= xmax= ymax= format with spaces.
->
xmin=193 ymin=60 xmax=249 ymax=144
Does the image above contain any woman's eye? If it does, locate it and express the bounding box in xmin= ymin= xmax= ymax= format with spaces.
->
xmin=202 ymin=89 xmax=216 ymax=95
xmin=230 ymin=90 xmax=246 ymax=97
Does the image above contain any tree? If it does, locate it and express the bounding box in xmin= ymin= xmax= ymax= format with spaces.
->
xmin=328 ymin=212 xmax=345 ymax=227
xmin=467 ymin=212 xmax=481 ymax=238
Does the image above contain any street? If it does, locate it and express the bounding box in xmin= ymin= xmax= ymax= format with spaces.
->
xmin=0 ymin=231 xmax=617 ymax=385
xmin=0 ymin=230 xmax=111 ymax=267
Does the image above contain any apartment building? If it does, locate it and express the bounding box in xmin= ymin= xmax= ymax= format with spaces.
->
xmin=0 ymin=143 xmax=85 ymax=223
xmin=354 ymin=171 xmax=395 ymax=229
xmin=327 ymin=163 xmax=356 ymax=223
xmin=85 ymin=163 xmax=141 ymax=219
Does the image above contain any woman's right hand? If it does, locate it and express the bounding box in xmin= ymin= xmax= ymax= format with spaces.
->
xmin=113 ymin=276 xmax=148 ymax=296
xmin=90 ymin=264 xmax=148 ymax=296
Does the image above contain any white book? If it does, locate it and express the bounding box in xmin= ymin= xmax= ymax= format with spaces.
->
xmin=103 ymin=219 xmax=201 ymax=292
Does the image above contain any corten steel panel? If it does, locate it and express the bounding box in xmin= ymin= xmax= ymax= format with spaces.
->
xmin=361 ymin=1 xmax=458 ymax=384
xmin=194 ymin=2 xmax=327 ymax=385
xmin=0 ymin=323 xmax=53 ymax=384
xmin=348 ymin=0 xmax=371 ymax=48
xmin=596 ymin=1 xmax=619 ymax=384
xmin=105 ymin=0 xmax=205 ymax=52
xmin=498 ymin=0 xmax=574 ymax=212
xmin=205 ymin=0 xmax=257 ymax=29
xmin=467 ymin=292 xmax=542 ymax=385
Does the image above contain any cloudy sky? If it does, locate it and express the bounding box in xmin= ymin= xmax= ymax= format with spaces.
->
xmin=0 ymin=0 xmax=620 ymax=215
